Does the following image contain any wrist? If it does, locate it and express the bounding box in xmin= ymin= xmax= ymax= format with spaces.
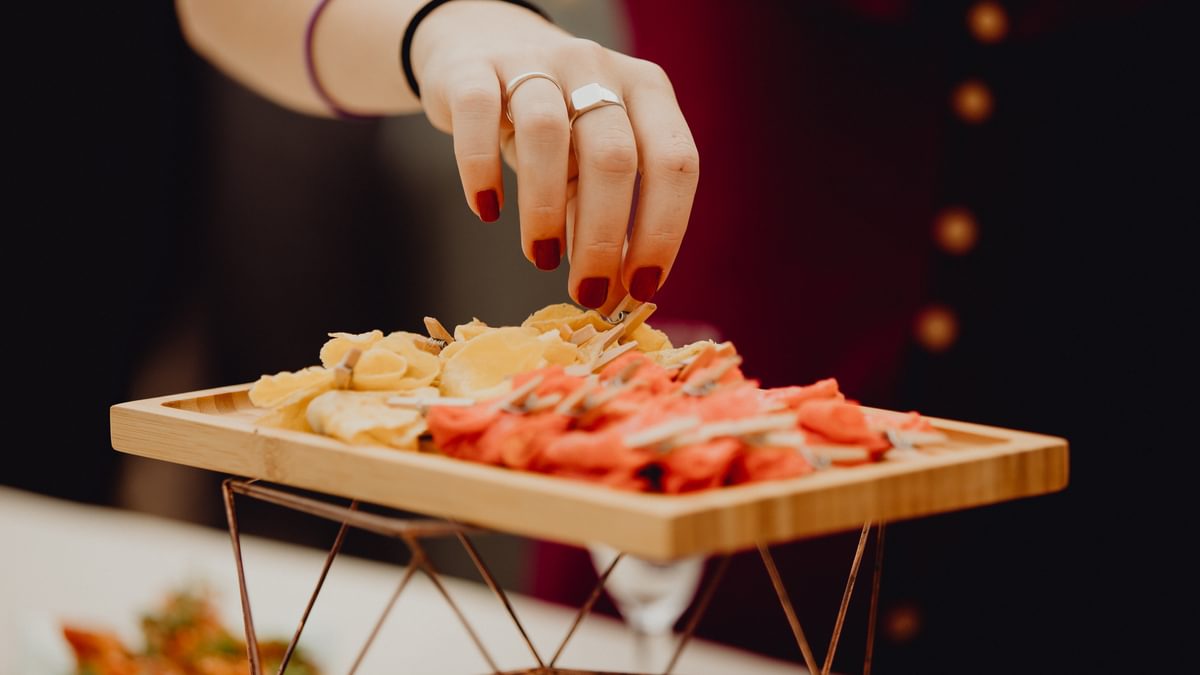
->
xmin=310 ymin=0 xmax=427 ymax=115
xmin=407 ymin=0 xmax=558 ymax=98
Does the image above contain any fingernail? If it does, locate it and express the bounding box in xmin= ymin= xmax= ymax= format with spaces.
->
xmin=630 ymin=266 xmax=662 ymax=302
xmin=533 ymin=239 xmax=561 ymax=271
xmin=475 ymin=189 xmax=499 ymax=222
xmin=577 ymin=277 xmax=609 ymax=309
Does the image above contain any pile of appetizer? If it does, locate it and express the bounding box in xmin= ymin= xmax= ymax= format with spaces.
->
xmin=250 ymin=302 xmax=944 ymax=493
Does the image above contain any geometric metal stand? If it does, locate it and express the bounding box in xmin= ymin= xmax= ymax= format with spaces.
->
xmin=222 ymin=478 xmax=885 ymax=675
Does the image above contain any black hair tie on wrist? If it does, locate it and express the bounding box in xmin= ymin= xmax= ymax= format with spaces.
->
xmin=400 ymin=0 xmax=552 ymax=99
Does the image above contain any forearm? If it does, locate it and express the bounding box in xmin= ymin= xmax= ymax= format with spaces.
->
xmin=176 ymin=0 xmax=425 ymax=117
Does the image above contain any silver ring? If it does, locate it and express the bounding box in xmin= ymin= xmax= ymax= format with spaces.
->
xmin=568 ymin=83 xmax=625 ymax=126
xmin=503 ymin=71 xmax=562 ymax=124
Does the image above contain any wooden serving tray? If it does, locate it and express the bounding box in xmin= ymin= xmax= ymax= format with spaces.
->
xmin=111 ymin=384 xmax=1068 ymax=560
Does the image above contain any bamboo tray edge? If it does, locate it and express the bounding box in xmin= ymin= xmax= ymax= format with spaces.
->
xmin=110 ymin=384 xmax=1068 ymax=560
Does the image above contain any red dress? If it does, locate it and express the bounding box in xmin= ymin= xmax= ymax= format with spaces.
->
xmin=529 ymin=2 xmax=1172 ymax=671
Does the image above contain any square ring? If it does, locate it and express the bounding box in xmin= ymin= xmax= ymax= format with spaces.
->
xmin=569 ymin=83 xmax=625 ymax=125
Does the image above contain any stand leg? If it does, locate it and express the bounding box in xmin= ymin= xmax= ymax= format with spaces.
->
xmin=409 ymin=536 xmax=501 ymax=674
xmin=220 ymin=479 xmax=486 ymax=674
xmin=347 ymin=555 xmax=421 ymax=674
xmin=222 ymin=479 xmax=888 ymax=675
xmin=822 ymin=522 xmax=872 ymax=675
xmin=758 ymin=544 xmax=821 ymax=675
xmin=662 ymin=554 xmax=731 ymax=675
xmin=277 ymin=501 xmax=357 ymax=674
xmin=863 ymin=521 xmax=886 ymax=675
xmin=458 ymin=532 xmax=546 ymax=669
xmin=222 ymin=478 xmax=261 ymax=675
xmin=549 ymin=552 xmax=625 ymax=668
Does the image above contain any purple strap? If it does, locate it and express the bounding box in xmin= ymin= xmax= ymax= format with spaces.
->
xmin=304 ymin=0 xmax=380 ymax=121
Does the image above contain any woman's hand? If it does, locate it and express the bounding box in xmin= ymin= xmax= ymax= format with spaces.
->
xmin=412 ymin=1 xmax=698 ymax=312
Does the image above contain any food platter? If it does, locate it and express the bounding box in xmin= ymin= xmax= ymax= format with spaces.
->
xmin=110 ymin=384 xmax=1068 ymax=561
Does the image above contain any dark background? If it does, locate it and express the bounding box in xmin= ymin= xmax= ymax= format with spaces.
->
xmin=11 ymin=1 xmax=1186 ymax=672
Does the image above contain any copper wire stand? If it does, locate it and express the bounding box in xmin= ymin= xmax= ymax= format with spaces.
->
xmin=222 ymin=478 xmax=886 ymax=675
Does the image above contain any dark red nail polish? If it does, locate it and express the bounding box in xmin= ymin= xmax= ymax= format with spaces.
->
xmin=577 ymin=277 xmax=609 ymax=309
xmin=533 ymin=239 xmax=561 ymax=271
xmin=630 ymin=266 xmax=662 ymax=302
xmin=476 ymin=189 xmax=499 ymax=222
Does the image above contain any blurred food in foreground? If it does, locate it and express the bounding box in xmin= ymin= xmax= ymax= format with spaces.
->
xmin=62 ymin=589 xmax=319 ymax=675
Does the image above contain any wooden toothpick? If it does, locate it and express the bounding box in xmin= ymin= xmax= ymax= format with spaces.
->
xmin=424 ymin=316 xmax=455 ymax=344
xmin=618 ymin=301 xmax=656 ymax=335
xmin=569 ymin=324 xmax=597 ymax=345
xmin=592 ymin=342 xmax=638 ymax=372
xmin=412 ymin=336 xmax=446 ymax=355
xmin=676 ymin=345 xmax=718 ymax=382
xmin=333 ymin=348 xmax=362 ymax=389
xmin=681 ymin=356 xmax=743 ymax=396
xmin=494 ymin=374 xmax=544 ymax=412
xmin=555 ymin=375 xmax=600 ymax=416
xmin=606 ymin=294 xmax=641 ymax=324
xmin=624 ymin=416 xmax=703 ymax=449
xmin=386 ymin=395 xmax=475 ymax=413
